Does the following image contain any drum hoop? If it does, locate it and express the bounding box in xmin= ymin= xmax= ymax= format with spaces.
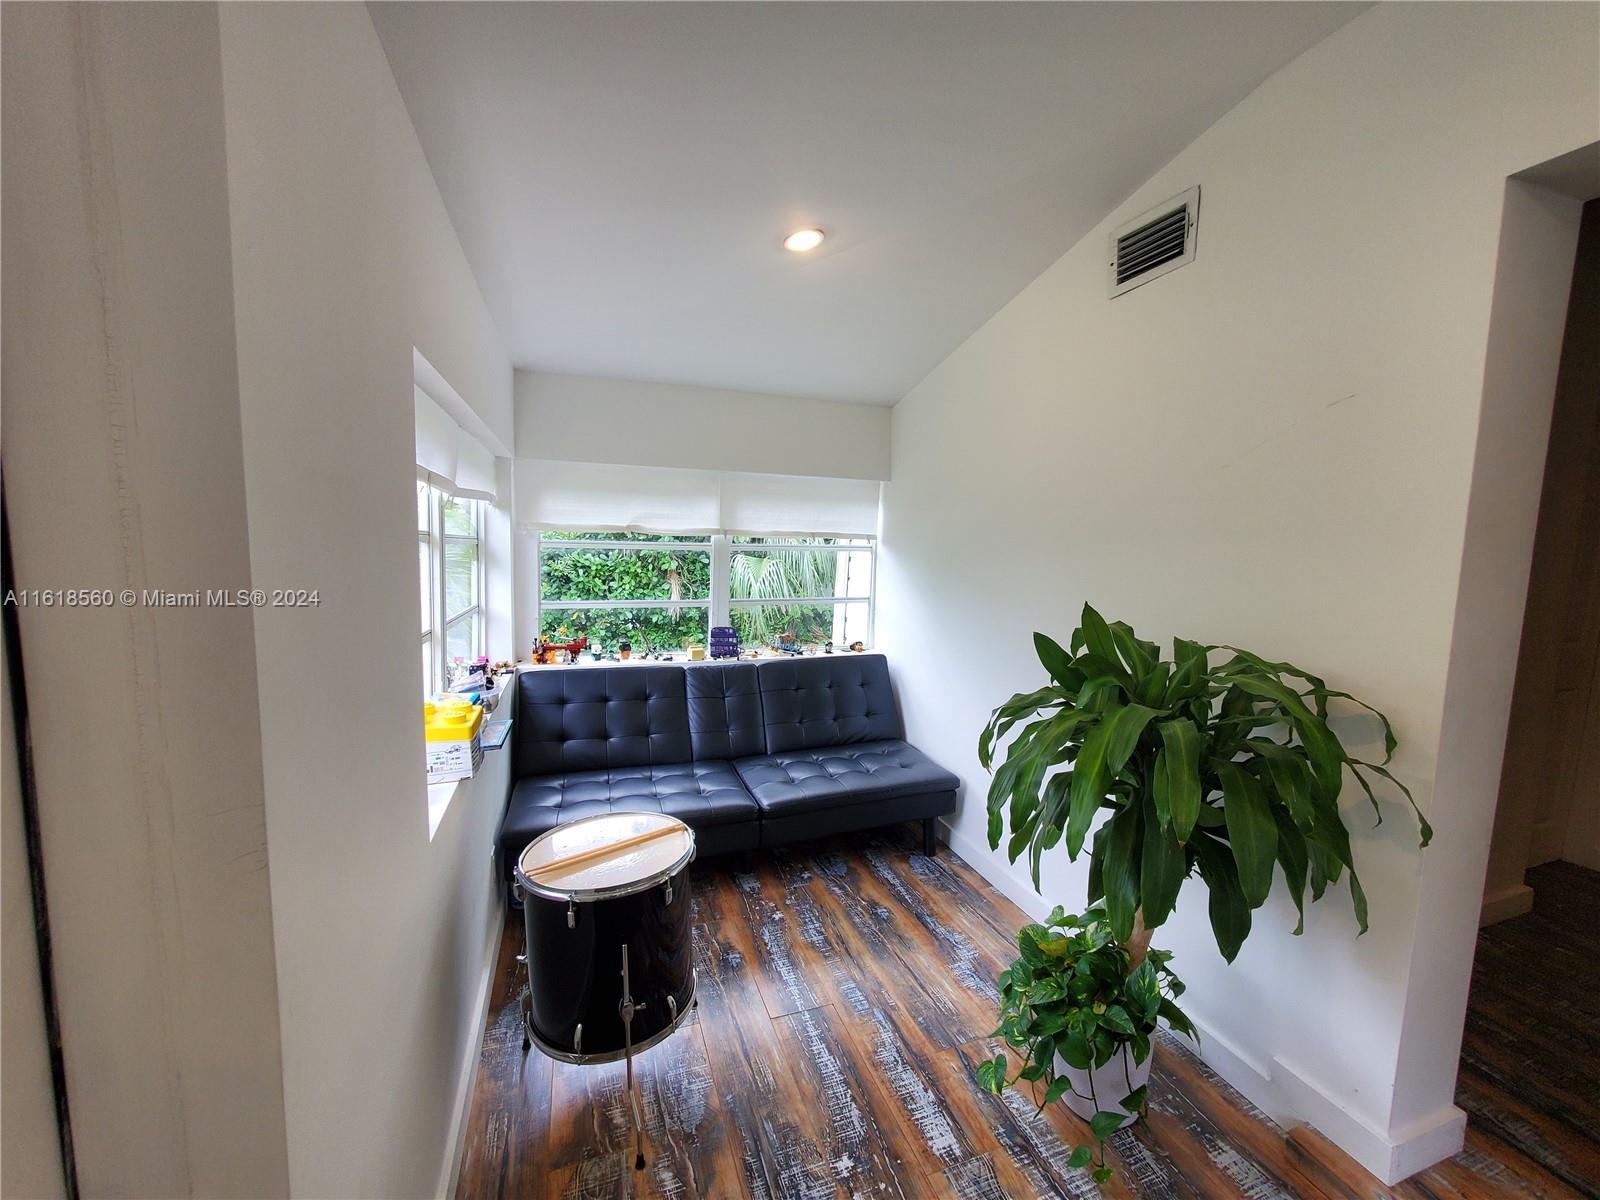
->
xmin=515 ymin=817 xmax=697 ymax=902
xmin=524 ymin=972 xmax=698 ymax=1066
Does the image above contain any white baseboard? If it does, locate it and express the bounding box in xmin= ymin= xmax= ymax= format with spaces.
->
xmin=436 ymin=904 xmax=507 ymax=1200
xmin=1479 ymin=882 xmax=1534 ymax=926
xmin=1271 ymin=1054 xmax=1465 ymax=1184
xmin=938 ymin=818 xmax=1465 ymax=1187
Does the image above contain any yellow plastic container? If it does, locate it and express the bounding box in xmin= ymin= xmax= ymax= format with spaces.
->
xmin=424 ymin=695 xmax=484 ymax=742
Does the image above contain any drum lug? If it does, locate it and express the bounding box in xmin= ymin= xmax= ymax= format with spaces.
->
xmin=667 ymin=994 xmax=677 ymax=1021
xmin=574 ymin=1024 xmax=582 ymax=1054
xmin=566 ymin=899 xmax=576 ymax=929
xmin=663 ymin=879 xmax=673 ymax=905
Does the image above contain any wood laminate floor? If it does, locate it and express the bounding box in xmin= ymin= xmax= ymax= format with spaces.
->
xmin=455 ymin=826 xmax=1598 ymax=1199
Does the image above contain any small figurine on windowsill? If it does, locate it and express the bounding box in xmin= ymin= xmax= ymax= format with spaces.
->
xmin=848 ymin=641 xmax=866 ymax=652
xmin=619 ymin=640 xmax=632 ymax=661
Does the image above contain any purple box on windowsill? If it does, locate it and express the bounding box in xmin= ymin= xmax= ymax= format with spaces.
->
xmin=709 ymin=625 xmax=740 ymax=659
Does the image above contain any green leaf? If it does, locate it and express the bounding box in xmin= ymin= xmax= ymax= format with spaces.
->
xmin=1217 ymin=763 xmax=1277 ymax=908
xmin=1226 ymin=673 xmax=1346 ymax=803
xmin=1109 ymin=620 xmax=1156 ymax=679
xmin=1101 ymin=802 xmax=1141 ymax=942
xmin=1033 ymin=632 xmax=1084 ymax=691
xmin=1153 ymin=718 xmax=1204 ymax=841
xmin=1100 ymin=1005 xmax=1137 ymax=1036
xmin=1089 ymin=1111 xmax=1128 ymax=1141
xmin=1274 ymin=810 xmax=1309 ymax=936
xmin=1349 ymin=868 xmax=1369 ymax=934
xmin=1139 ymin=793 xmax=1185 ymax=929
xmin=1093 ymin=1166 xmax=1114 ymax=1185
xmin=1067 ymin=1145 xmax=1093 ymax=1169
xmin=1354 ymin=760 xmax=1433 ymax=848
xmin=1158 ymin=996 xmax=1198 ymax=1042
xmin=975 ymin=1054 xmax=1007 ymax=1093
xmin=1195 ymin=837 xmax=1252 ymax=962
xmin=1079 ymin=604 xmax=1120 ymax=663
xmin=1120 ymin=1085 xmax=1149 ymax=1114
xmin=1065 ymin=703 xmax=1162 ymax=858
xmin=1044 ymin=1076 xmax=1073 ymax=1106
xmin=1247 ymin=739 xmax=1319 ymax=835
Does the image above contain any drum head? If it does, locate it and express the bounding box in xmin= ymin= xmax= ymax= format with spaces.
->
xmin=518 ymin=812 xmax=694 ymax=900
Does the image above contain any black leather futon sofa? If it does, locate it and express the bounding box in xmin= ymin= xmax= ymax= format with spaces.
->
xmin=498 ymin=653 xmax=959 ymax=889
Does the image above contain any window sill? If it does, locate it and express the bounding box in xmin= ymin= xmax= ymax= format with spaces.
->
xmin=427 ymin=779 xmax=461 ymax=841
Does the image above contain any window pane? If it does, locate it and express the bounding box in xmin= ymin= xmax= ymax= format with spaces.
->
xmin=422 ymin=636 xmax=432 ymax=695
xmin=731 ymin=602 xmax=835 ymax=648
xmin=730 ymin=544 xmax=867 ymax=603
xmin=541 ymin=605 xmax=708 ymax=656
xmin=445 ymin=612 xmax=479 ymax=666
xmin=542 ymin=530 xmax=709 ymax=544
xmin=417 ymin=481 xmax=432 ymax=534
xmin=419 ymin=537 xmax=433 ymax=634
xmin=442 ymin=494 xmax=477 ymax=537
xmin=540 ymin=546 xmax=710 ymax=603
xmin=444 ymin=540 xmax=479 ymax=620
xmin=729 ymin=601 xmax=870 ymax=649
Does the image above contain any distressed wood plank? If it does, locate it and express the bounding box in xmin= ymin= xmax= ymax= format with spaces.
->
xmin=455 ymin=920 xmax=554 ymax=1200
xmin=542 ymin=1017 xmax=743 ymax=1200
xmin=692 ymin=916 xmax=908 ymax=1199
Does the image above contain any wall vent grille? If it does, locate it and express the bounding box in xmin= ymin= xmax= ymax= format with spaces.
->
xmin=1109 ymin=186 xmax=1199 ymax=297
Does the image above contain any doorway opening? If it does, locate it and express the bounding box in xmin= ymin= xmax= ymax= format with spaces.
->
xmin=1466 ymin=193 xmax=1599 ymax=1192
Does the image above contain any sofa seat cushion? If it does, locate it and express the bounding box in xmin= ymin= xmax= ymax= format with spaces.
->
xmin=509 ymin=761 xmax=758 ymax=831
xmin=733 ymin=740 xmax=960 ymax=816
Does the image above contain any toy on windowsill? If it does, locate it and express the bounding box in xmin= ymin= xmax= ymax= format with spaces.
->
xmin=848 ymin=641 xmax=866 ymax=652
xmin=619 ymin=640 xmax=632 ymax=660
xmin=774 ymin=633 xmax=804 ymax=656
xmin=533 ymin=634 xmax=589 ymax=665
xmin=708 ymin=625 xmax=740 ymax=660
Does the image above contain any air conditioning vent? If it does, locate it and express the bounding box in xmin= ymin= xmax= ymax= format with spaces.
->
xmin=1109 ymin=186 xmax=1199 ymax=297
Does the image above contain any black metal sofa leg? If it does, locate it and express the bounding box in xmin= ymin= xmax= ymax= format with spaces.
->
xmin=922 ymin=817 xmax=939 ymax=857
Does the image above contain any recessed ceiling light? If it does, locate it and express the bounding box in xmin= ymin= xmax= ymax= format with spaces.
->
xmin=783 ymin=228 xmax=825 ymax=253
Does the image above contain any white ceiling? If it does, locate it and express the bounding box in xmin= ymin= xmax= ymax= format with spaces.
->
xmin=370 ymin=2 xmax=1363 ymax=404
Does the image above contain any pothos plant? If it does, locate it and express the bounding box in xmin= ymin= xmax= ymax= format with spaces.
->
xmin=976 ymin=905 xmax=1195 ymax=1183
xmin=980 ymin=604 xmax=1432 ymax=961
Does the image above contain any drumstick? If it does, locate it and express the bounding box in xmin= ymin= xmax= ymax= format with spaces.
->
xmin=528 ymin=824 xmax=681 ymax=880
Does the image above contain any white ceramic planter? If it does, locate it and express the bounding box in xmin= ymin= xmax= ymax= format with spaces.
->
xmin=1053 ymin=1045 xmax=1152 ymax=1127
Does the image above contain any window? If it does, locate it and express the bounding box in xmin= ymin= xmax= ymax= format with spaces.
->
xmin=420 ymin=481 xmax=485 ymax=692
xmin=536 ymin=532 xmax=873 ymax=655
xmin=729 ymin=537 xmax=873 ymax=648
xmin=539 ymin=532 xmax=711 ymax=654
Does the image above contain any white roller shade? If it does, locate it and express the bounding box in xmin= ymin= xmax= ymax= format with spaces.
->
xmin=720 ymin=471 xmax=880 ymax=538
xmin=453 ymin=430 xmax=497 ymax=501
xmin=514 ymin=459 xmax=880 ymax=537
xmin=416 ymin=385 xmax=498 ymax=501
xmin=415 ymin=387 xmax=458 ymax=491
xmin=515 ymin=459 xmax=723 ymax=533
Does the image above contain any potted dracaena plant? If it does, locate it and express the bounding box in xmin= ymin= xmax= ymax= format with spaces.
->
xmin=975 ymin=605 xmax=1431 ymax=1175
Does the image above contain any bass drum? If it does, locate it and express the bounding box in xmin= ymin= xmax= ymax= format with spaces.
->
xmin=516 ymin=812 xmax=696 ymax=1063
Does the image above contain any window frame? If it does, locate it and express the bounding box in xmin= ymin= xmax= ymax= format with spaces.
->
xmin=534 ymin=532 xmax=874 ymax=652
xmin=421 ymin=482 xmax=486 ymax=693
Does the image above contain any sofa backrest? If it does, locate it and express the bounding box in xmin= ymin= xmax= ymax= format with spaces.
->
xmin=515 ymin=665 xmax=691 ymax=775
xmin=685 ymin=662 xmax=767 ymax=761
xmin=754 ymin=653 xmax=902 ymax=752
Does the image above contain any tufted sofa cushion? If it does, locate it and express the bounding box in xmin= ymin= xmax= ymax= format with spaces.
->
xmin=499 ymin=762 xmax=760 ymax=871
xmin=515 ymin=665 xmax=690 ymax=774
xmin=754 ymin=654 xmax=902 ymax=752
xmin=732 ymin=739 xmax=959 ymax=816
xmin=685 ymin=663 xmax=766 ymax=761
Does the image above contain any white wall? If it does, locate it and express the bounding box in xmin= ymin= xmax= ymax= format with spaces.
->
xmin=217 ymin=4 xmax=513 ymax=1195
xmin=2 ymin=5 xmax=292 ymax=1195
xmin=878 ymin=2 xmax=1598 ymax=1184
xmin=516 ymin=370 xmax=891 ymax=481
